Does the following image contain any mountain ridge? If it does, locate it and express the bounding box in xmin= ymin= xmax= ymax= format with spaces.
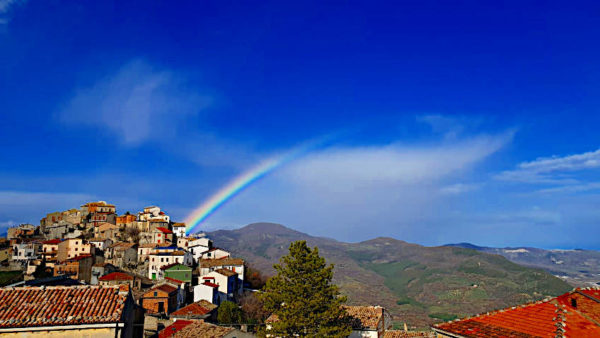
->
xmin=208 ymin=222 xmax=573 ymax=328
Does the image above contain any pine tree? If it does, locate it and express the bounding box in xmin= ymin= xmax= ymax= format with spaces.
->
xmin=259 ymin=241 xmax=352 ymax=337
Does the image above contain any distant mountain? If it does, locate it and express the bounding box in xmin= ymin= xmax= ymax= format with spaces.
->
xmin=446 ymin=243 xmax=600 ymax=288
xmin=209 ymin=223 xmax=572 ymax=329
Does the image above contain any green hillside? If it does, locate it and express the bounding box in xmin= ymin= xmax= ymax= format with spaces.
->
xmin=209 ymin=223 xmax=572 ymax=328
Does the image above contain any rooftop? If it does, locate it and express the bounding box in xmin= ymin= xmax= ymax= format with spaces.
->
xmin=0 ymin=285 xmax=128 ymax=328
xmin=170 ymin=300 xmax=217 ymax=317
xmin=156 ymin=227 xmax=173 ymax=234
xmin=99 ymin=272 xmax=134 ymax=281
xmin=159 ymin=320 xmax=235 ymax=338
xmin=42 ymin=239 xmax=62 ymax=245
xmin=197 ymin=257 xmax=244 ymax=268
xmin=215 ymin=268 xmax=237 ymax=277
xmin=433 ymin=288 xmax=600 ymax=337
xmin=344 ymin=305 xmax=385 ymax=330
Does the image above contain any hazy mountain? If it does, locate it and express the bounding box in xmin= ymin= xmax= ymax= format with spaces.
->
xmin=209 ymin=223 xmax=572 ymax=329
xmin=446 ymin=243 xmax=600 ymax=287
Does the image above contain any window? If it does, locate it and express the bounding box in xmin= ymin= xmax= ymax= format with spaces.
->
xmin=154 ymin=291 xmax=158 ymax=297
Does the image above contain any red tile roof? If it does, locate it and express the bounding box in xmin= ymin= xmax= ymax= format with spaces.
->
xmin=433 ymin=288 xmax=600 ymax=337
xmin=99 ymin=272 xmax=134 ymax=281
xmin=170 ymin=300 xmax=217 ymax=317
xmin=154 ymin=284 xmax=178 ymax=294
xmin=157 ymin=227 xmax=173 ymax=234
xmin=165 ymin=277 xmax=184 ymax=284
xmin=42 ymin=239 xmax=62 ymax=245
xmin=159 ymin=320 xmax=194 ymax=338
xmin=202 ymin=282 xmax=219 ymax=288
xmin=0 ymin=285 xmax=129 ymax=328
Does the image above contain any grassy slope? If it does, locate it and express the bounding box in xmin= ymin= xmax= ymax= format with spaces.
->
xmin=209 ymin=223 xmax=572 ymax=328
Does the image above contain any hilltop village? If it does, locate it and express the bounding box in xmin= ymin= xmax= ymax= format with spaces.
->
xmin=1 ymin=201 xmax=425 ymax=337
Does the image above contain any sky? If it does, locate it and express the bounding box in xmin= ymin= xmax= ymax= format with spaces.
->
xmin=1 ymin=1 xmax=600 ymax=249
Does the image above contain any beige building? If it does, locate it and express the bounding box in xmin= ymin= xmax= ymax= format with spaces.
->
xmin=56 ymin=238 xmax=93 ymax=262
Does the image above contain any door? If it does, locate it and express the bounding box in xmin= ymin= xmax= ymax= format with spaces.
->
xmin=158 ymin=302 xmax=164 ymax=313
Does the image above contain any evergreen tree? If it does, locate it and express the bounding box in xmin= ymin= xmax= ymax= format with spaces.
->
xmin=218 ymin=300 xmax=243 ymax=324
xmin=259 ymin=241 xmax=352 ymax=337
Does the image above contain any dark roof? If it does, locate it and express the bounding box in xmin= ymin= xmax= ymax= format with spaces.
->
xmin=99 ymin=272 xmax=133 ymax=281
xmin=197 ymin=257 xmax=244 ymax=268
xmin=0 ymin=285 xmax=129 ymax=328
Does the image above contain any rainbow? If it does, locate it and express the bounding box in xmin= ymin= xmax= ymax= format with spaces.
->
xmin=184 ymin=142 xmax=320 ymax=234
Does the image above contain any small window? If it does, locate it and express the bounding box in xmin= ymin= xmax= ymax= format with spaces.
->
xmin=154 ymin=291 xmax=157 ymax=297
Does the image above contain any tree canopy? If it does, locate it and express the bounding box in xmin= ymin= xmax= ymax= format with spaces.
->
xmin=259 ymin=240 xmax=352 ymax=337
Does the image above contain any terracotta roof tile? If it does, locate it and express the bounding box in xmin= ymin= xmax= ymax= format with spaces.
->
xmin=160 ymin=320 xmax=235 ymax=338
xmin=157 ymin=227 xmax=173 ymax=234
xmin=343 ymin=305 xmax=384 ymax=330
xmin=159 ymin=320 xmax=194 ymax=338
xmin=0 ymin=285 xmax=128 ymax=328
xmin=170 ymin=301 xmax=217 ymax=317
xmin=99 ymin=272 xmax=134 ymax=281
xmin=202 ymin=282 xmax=219 ymax=288
xmin=433 ymin=288 xmax=600 ymax=337
xmin=165 ymin=277 xmax=184 ymax=284
xmin=384 ymin=330 xmax=436 ymax=338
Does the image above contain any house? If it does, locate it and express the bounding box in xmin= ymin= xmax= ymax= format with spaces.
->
xmin=82 ymin=201 xmax=117 ymax=225
xmin=99 ymin=271 xmax=141 ymax=289
xmin=193 ymin=281 xmax=219 ymax=304
xmin=141 ymin=283 xmax=179 ymax=315
xmin=106 ymin=242 xmax=138 ymax=268
xmin=116 ymin=213 xmax=137 ymax=227
xmin=153 ymin=227 xmax=173 ymax=244
xmin=148 ymin=248 xmax=193 ymax=280
xmin=56 ymin=238 xmax=93 ymax=262
xmin=41 ymin=238 xmax=62 ymax=266
xmin=11 ymin=241 xmax=41 ymax=263
xmin=149 ymin=219 xmax=170 ymax=233
xmin=198 ymin=257 xmax=245 ymax=286
xmin=199 ymin=247 xmax=231 ymax=260
xmin=7 ymin=224 xmax=36 ymax=240
xmin=138 ymin=243 xmax=158 ymax=262
xmin=91 ymin=262 xmax=117 ymax=285
xmin=89 ymin=237 xmax=113 ymax=251
xmin=432 ymin=287 xmax=600 ymax=337
xmin=178 ymin=235 xmax=212 ymax=261
xmin=94 ymin=222 xmax=121 ymax=240
xmin=169 ymin=300 xmax=218 ymax=321
xmin=172 ymin=222 xmax=186 ymax=238
xmin=158 ymin=319 xmax=254 ymax=338
xmin=344 ymin=305 xmax=393 ymax=338
xmin=162 ymin=263 xmax=193 ymax=284
xmin=138 ymin=206 xmax=170 ymax=223
xmin=199 ymin=268 xmax=239 ymax=303
xmin=0 ymin=285 xmax=137 ymax=337
xmin=53 ymin=254 xmax=93 ymax=283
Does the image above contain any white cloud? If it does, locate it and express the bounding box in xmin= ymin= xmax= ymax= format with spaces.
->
xmin=203 ymin=131 xmax=514 ymax=241
xmin=59 ymin=60 xmax=211 ymax=146
xmin=496 ymin=148 xmax=600 ymax=186
xmin=439 ymin=183 xmax=479 ymax=195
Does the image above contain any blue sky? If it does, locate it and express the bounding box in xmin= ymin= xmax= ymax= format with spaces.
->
xmin=1 ymin=1 xmax=600 ymax=249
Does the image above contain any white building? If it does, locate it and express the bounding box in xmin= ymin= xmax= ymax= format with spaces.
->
xmin=172 ymin=223 xmax=186 ymax=238
xmin=199 ymin=247 xmax=230 ymax=260
xmin=178 ymin=236 xmax=212 ymax=261
xmin=138 ymin=206 xmax=170 ymax=223
xmin=193 ymin=281 xmax=219 ymax=304
xmin=148 ymin=247 xmax=193 ymax=280
xmin=12 ymin=242 xmax=40 ymax=263
xmin=198 ymin=257 xmax=245 ymax=286
xmin=199 ymin=268 xmax=239 ymax=302
xmin=88 ymin=238 xmax=113 ymax=251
